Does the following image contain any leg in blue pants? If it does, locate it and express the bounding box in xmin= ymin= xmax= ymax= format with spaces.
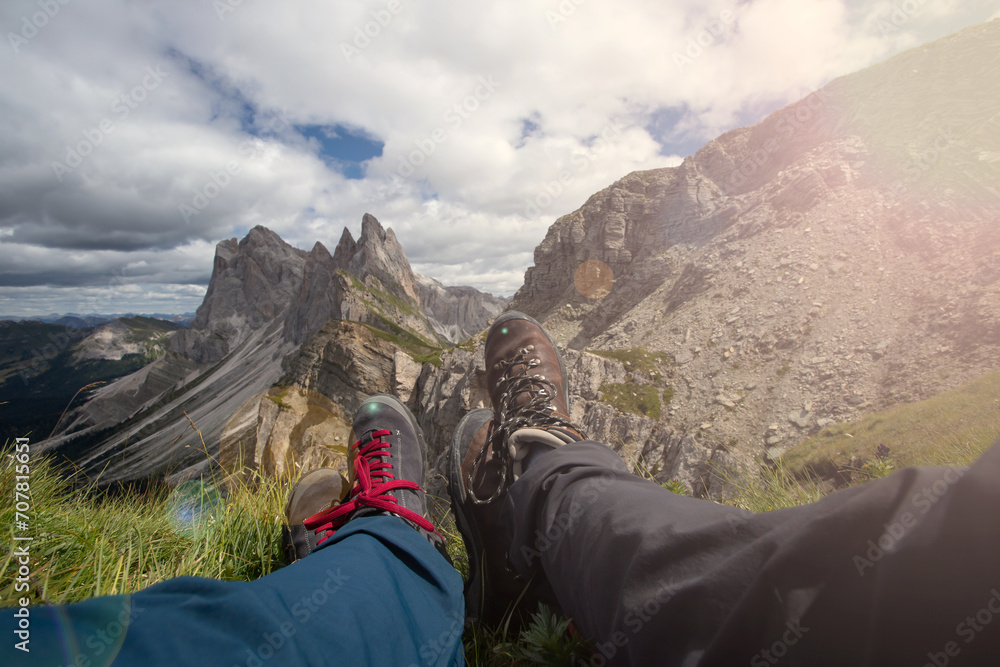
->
xmin=5 ymin=515 xmax=464 ymax=667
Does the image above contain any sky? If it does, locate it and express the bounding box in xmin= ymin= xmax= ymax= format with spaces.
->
xmin=1 ymin=0 xmax=998 ymax=317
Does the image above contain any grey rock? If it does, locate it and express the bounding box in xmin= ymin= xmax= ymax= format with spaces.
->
xmin=414 ymin=274 xmax=506 ymax=343
xmin=674 ymin=348 xmax=695 ymax=364
xmin=788 ymin=409 xmax=813 ymax=429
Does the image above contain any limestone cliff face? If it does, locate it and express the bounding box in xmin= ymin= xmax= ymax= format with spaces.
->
xmin=173 ymin=227 xmax=306 ymax=363
xmin=414 ymin=274 xmax=507 ymax=343
xmin=508 ymin=20 xmax=1000 ymax=462
xmin=342 ymin=213 xmax=421 ymax=304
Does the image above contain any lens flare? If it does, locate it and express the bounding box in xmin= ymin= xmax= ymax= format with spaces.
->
xmin=574 ymin=260 xmax=614 ymax=299
xmin=165 ymin=480 xmax=224 ymax=538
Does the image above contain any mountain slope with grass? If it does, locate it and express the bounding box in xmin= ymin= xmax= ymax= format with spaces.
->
xmin=0 ymin=317 xmax=183 ymax=443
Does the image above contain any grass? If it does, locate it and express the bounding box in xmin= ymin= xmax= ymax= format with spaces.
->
xmin=263 ymin=389 xmax=292 ymax=411
xmin=358 ymin=321 xmax=443 ymax=368
xmin=781 ymin=370 xmax=1000 ymax=479
xmin=587 ymin=348 xmax=672 ymax=377
xmin=0 ymin=453 xmax=288 ymax=606
xmin=599 ymin=381 xmax=662 ymax=419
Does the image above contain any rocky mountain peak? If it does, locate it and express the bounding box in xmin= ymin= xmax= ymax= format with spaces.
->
xmin=309 ymin=240 xmax=332 ymax=262
xmin=334 ymin=212 xmax=420 ymax=303
xmin=360 ymin=212 xmax=387 ymax=243
xmin=333 ymin=227 xmax=356 ymax=263
xmin=243 ymin=224 xmax=292 ymax=250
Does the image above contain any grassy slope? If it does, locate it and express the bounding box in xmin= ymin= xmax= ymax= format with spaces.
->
xmin=782 ymin=370 xmax=1000 ymax=476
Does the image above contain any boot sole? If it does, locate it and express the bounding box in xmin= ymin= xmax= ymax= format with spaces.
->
xmin=447 ymin=407 xmax=493 ymax=626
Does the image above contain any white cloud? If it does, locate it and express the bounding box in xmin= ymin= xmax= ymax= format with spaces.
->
xmin=0 ymin=0 xmax=997 ymax=313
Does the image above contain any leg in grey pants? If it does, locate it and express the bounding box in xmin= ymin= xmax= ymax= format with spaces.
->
xmin=504 ymin=438 xmax=1000 ymax=666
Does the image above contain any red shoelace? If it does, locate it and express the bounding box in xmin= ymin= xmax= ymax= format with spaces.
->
xmin=304 ymin=429 xmax=439 ymax=545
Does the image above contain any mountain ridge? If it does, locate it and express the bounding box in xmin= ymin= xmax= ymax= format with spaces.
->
xmin=39 ymin=214 xmax=504 ymax=483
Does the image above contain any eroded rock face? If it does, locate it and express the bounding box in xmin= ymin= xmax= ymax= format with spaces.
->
xmin=219 ymin=386 xmax=351 ymax=479
xmin=280 ymin=319 xmax=398 ymax=416
xmin=414 ymin=274 xmax=507 ymax=343
xmin=173 ymin=227 xmax=307 ymax=364
xmin=507 ymin=21 xmax=1000 ymax=463
xmin=410 ymin=345 xmax=730 ymax=499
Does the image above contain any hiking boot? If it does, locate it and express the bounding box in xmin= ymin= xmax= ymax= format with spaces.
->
xmin=304 ymin=394 xmax=446 ymax=558
xmin=481 ymin=311 xmax=584 ymax=499
xmin=448 ymin=311 xmax=584 ymax=624
xmin=282 ymin=468 xmax=349 ymax=564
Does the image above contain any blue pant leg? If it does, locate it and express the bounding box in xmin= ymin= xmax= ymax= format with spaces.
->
xmin=5 ymin=515 xmax=464 ymax=667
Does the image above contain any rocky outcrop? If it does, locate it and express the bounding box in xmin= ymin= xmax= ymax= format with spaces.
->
xmin=70 ymin=317 xmax=181 ymax=363
xmin=218 ymin=386 xmax=351 ymax=479
xmin=342 ymin=213 xmax=421 ymax=304
xmin=408 ymin=344 xmax=733 ymax=499
xmin=414 ymin=274 xmax=507 ymax=343
xmin=173 ymin=227 xmax=306 ymax=364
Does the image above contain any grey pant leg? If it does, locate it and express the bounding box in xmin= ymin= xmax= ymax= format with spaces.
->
xmin=504 ymin=438 xmax=1000 ymax=666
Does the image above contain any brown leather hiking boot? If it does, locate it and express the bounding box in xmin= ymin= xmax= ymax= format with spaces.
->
xmin=282 ymin=468 xmax=348 ymax=564
xmin=448 ymin=311 xmax=584 ymax=625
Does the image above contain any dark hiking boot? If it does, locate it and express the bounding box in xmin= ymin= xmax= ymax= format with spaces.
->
xmin=304 ymin=394 xmax=447 ymax=559
xmin=282 ymin=468 xmax=349 ymax=564
xmin=448 ymin=311 xmax=584 ymax=625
